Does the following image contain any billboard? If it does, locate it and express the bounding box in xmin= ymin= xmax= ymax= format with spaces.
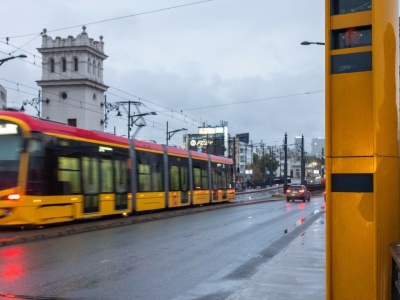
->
xmin=188 ymin=133 xmax=225 ymax=156
xmin=236 ymin=133 xmax=249 ymax=144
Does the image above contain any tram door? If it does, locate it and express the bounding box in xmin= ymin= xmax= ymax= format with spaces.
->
xmin=82 ymin=157 xmax=100 ymax=214
xmin=114 ymin=159 xmax=128 ymax=210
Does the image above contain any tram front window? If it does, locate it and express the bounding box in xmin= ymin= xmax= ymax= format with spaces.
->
xmin=0 ymin=121 xmax=23 ymax=190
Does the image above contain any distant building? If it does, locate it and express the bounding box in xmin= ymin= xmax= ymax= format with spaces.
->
xmin=311 ymin=137 xmax=325 ymax=157
xmin=294 ymin=136 xmax=302 ymax=151
xmin=236 ymin=140 xmax=253 ymax=174
xmin=228 ymin=137 xmax=252 ymax=183
xmin=0 ymin=85 xmax=6 ymax=109
xmin=36 ymin=26 xmax=108 ymax=130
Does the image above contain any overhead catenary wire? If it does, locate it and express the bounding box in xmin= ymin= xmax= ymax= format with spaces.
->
xmin=0 ymin=0 xmax=213 ymax=40
xmin=180 ymin=90 xmax=325 ymax=112
xmin=0 ymin=0 xmax=213 ymax=129
xmin=0 ymin=1 xmax=323 ymax=140
xmin=0 ymin=43 xmax=203 ymax=131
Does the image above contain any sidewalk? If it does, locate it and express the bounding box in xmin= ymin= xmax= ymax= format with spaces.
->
xmin=226 ymin=212 xmax=326 ymax=300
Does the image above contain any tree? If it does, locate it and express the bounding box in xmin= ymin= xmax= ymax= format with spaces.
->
xmin=249 ymin=152 xmax=279 ymax=179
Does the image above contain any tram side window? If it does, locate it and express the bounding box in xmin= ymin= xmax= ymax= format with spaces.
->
xmin=138 ymin=164 xmax=151 ymax=191
xmin=170 ymin=166 xmax=180 ymax=191
xmin=227 ymin=166 xmax=235 ymax=188
xmin=26 ymin=139 xmax=46 ymax=195
xmin=181 ymin=167 xmax=188 ymax=191
xmin=114 ymin=160 xmax=127 ymax=193
xmin=82 ymin=157 xmax=99 ymax=194
xmin=212 ymin=163 xmax=222 ymax=189
xmin=152 ymin=160 xmax=163 ymax=192
xmin=201 ymin=169 xmax=209 ymax=189
xmin=193 ymin=167 xmax=202 ymax=189
xmin=169 ymin=156 xmax=189 ymax=191
xmin=222 ymin=169 xmax=227 ymax=188
xmin=193 ymin=160 xmax=208 ymax=190
xmin=137 ymin=151 xmax=163 ymax=192
xmin=100 ymin=159 xmax=113 ymax=193
xmin=212 ymin=170 xmax=217 ymax=190
xmin=331 ymin=0 xmax=371 ymax=15
xmin=58 ymin=157 xmax=81 ymax=194
xmin=227 ymin=166 xmax=233 ymax=188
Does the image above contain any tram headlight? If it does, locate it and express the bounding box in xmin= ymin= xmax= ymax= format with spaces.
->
xmin=1 ymin=193 xmax=21 ymax=201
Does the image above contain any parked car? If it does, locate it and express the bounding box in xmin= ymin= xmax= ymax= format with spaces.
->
xmin=286 ymin=185 xmax=311 ymax=202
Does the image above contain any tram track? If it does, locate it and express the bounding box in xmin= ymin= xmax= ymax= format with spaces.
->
xmin=0 ymin=187 xmax=285 ymax=247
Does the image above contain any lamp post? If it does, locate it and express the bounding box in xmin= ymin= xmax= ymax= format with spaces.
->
xmin=117 ymin=100 xmax=141 ymax=138
xmin=129 ymin=111 xmax=157 ymax=131
xmin=100 ymin=95 xmax=121 ymax=128
xmin=166 ymin=121 xmax=187 ymax=145
xmin=301 ymin=41 xmax=325 ymax=46
xmin=0 ymin=54 xmax=27 ymax=66
xmin=20 ymin=91 xmax=50 ymax=117
xmin=117 ymin=100 xmax=156 ymax=139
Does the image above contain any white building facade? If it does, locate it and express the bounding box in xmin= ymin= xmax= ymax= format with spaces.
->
xmin=36 ymin=26 xmax=108 ymax=130
xmin=236 ymin=140 xmax=253 ymax=174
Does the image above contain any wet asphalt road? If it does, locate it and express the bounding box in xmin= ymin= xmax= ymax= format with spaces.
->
xmin=0 ymin=189 xmax=324 ymax=300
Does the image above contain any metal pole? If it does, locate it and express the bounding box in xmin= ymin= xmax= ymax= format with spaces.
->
xmin=301 ymin=135 xmax=305 ymax=184
xmin=269 ymin=147 xmax=272 ymax=186
xmin=166 ymin=121 xmax=169 ymax=145
xmin=284 ymin=133 xmax=288 ymax=185
xmin=233 ymin=137 xmax=236 ymax=178
xmin=127 ymin=102 xmax=131 ymax=139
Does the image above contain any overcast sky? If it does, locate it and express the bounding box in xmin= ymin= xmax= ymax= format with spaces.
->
xmin=0 ymin=0 xmax=327 ymax=151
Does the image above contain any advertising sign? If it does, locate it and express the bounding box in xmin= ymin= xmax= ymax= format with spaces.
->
xmin=236 ymin=133 xmax=249 ymax=144
xmin=188 ymin=133 xmax=225 ymax=155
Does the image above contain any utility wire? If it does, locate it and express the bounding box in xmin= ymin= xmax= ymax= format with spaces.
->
xmin=0 ymin=43 xmax=202 ymax=129
xmin=181 ymin=90 xmax=325 ymax=112
xmin=0 ymin=1 xmax=213 ymax=40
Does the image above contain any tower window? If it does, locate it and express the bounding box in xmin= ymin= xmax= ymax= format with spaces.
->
xmin=60 ymin=92 xmax=68 ymax=100
xmin=87 ymin=58 xmax=91 ymax=73
xmin=62 ymin=58 xmax=67 ymax=72
xmin=50 ymin=58 xmax=55 ymax=72
xmin=92 ymin=59 xmax=96 ymax=75
xmin=74 ymin=57 xmax=78 ymax=71
xmin=68 ymin=119 xmax=77 ymax=127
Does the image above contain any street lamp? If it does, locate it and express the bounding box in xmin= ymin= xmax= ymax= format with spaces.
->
xmin=166 ymin=121 xmax=187 ymax=145
xmin=20 ymin=91 xmax=50 ymax=117
xmin=117 ymin=100 xmax=157 ymax=138
xmin=0 ymin=54 xmax=27 ymax=66
xmin=129 ymin=111 xmax=157 ymax=128
xmin=301 ymin=41 xmax=325 ymax=46
xmin=100 ymin=95 xmax=121 ymax=128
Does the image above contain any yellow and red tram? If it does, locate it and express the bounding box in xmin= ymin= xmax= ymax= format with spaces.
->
xmin=0 ymin=110 xmax=235 ymax=226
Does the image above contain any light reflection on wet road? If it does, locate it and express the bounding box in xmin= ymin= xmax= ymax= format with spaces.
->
xmin=0 ymin=193 xmax=325 ymax=300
